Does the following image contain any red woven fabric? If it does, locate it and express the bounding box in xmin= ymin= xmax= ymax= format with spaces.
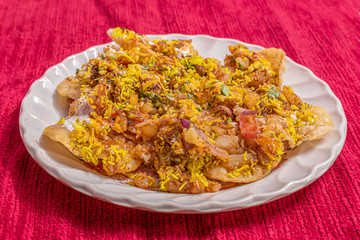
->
xmin=1 ymin=0 xmax=359 ymax=238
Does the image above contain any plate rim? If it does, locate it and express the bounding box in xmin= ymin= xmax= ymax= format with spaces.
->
xmin=19 ymin=34 xmax=347 ymax=213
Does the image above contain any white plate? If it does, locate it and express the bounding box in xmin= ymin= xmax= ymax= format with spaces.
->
xmin=19 ymin=34 xmax=347 ymax=213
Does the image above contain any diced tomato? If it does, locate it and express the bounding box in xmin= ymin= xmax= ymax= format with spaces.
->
xmin=238 ymin=112 xmax=260 ymax=139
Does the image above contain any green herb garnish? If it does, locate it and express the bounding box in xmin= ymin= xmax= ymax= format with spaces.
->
xmin=171 ymin=158 xmax=182 ymax=164
xmin=238 ymin=63 xmax=244 ymax=71
xmin=206 ymin=81 xmax=217 ymax=86
xmin=184 ymin=58 xmax=195 ymax=70
xmin=180 ymin=86 xmax=187 ymax=93
xmin=141 ymin=64 xmax=151 ymax=70
xmin=221 ymin=84 xmax=230 ymax=96
xmin=153 ymin=102 xmax=161 ymax=108
xmin=266 ymin=87 xmax=281 ymax=98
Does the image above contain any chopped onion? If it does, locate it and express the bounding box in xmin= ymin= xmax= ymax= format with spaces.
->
xmin=182 ymin=138 xmax=194 ymax=151
xmin=180 ymin=118 xmax=191 ymax=129
xmin=241 ymin=110 xmax=257 ymax=115
xmin=184 ymin=128 xmax=207 ymax=147
xmin=195 ymin=128 xmax=229 ymax=159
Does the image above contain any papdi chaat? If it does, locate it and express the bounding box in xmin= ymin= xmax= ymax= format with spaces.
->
xmin=44 ymin=28 xmax=333 ymax=193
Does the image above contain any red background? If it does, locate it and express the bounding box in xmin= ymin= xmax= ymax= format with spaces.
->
xmin=1 ymin=0 xmax=359 ymax=238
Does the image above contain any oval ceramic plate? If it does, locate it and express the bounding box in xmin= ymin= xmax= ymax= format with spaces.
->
xmin=19 ymin=34 xmax=347 ymax=213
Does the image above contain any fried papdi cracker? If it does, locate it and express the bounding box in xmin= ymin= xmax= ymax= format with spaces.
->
xmin=298 ymin=106 xmax=334 ymax=141
xmin=44 ymin=124 xmax=82 ymax=158
xmin=205 ymin=164 xmax=272 ymax=183
xmin=204 ymin=152 xmax=279 ymax=183
xmin=257 ymin=48 xmax=286 ymax=86
xmin=44 ymin=122 xmax=143 ymax=175
xmin=57 ymin=76 xmax=92 ymax=100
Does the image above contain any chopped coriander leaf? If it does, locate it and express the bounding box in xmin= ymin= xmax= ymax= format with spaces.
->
xmin=206 ymin=81 xmax=216 ymax=86
xmin=139 ymin=89 xmax=152 ymax=98
xmin=221 ymin=84 xmax=230 ymax=96
xmin=141 ymin=64 xmax=151 ymax=70
xmin=266 ymin=87 xmax=281 ymax=98
xmin=184 ymin=58 xmax=195 ymax=70
xmin=238 ymin=63 xmax=244 ymax=71
xmin=171 ymin=158 xmax=182 ymax=164
xmin=196 ymin=107 xmax=201 ymax=112
xmin=180 ymin=86 xmax=186 ymax=93
xmin=75 ymin=68 xmax=80 ymax=74
xmin=153 ymin=102 xmax=161 ymax=108
xmin=226 ymin=118 xmax=232 ymax=123
xmin=187 ymin=93 xmax=192 ymax=99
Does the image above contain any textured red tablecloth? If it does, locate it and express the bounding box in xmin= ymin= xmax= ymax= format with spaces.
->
xmin=1 ymin=0 xmax=359 ymax=238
